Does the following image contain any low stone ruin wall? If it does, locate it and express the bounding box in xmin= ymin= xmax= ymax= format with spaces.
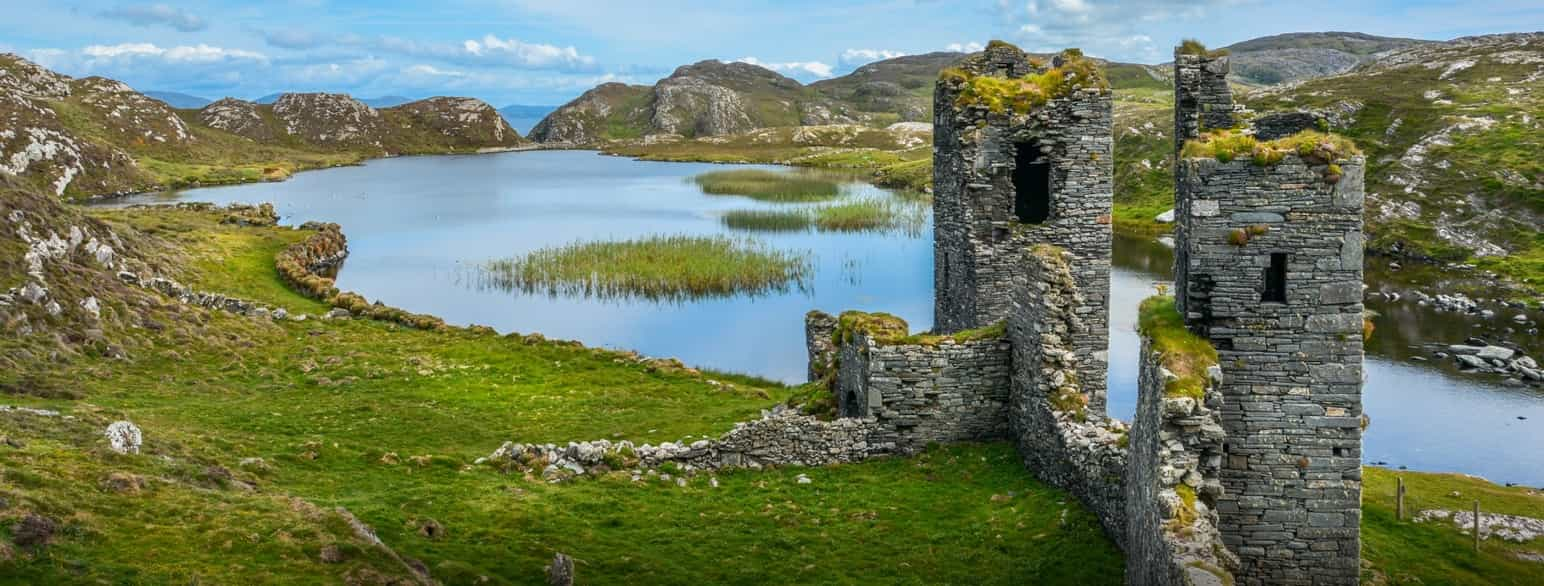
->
xmin=804 ymin=310 xmax=838 ymax=382
xmin=830 ymin=315 xmax=1012 ymax=453
xmin=484 ymin=405 xmax=893 ymax=481
xmin=1124 ymin=337 xmax=1236 ymax=586
xmin=1251 ymin=111 xmax=1326 ymax=141
xmin=275 ymin=221 xmax=349 ymax=299
xmin=1005 ymin=245 xmax=1130 ymax=543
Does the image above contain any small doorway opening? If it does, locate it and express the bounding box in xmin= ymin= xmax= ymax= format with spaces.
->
xmin=1262 ymin=252 xmax=1288 ymax=302
xmin=1013 ymin=143 xmax=1051 ymax=224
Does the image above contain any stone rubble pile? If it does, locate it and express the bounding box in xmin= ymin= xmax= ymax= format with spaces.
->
xmin=483 ymin=404 xmax=891 ymax=483
xmin=1415 ymin=509 xmax=1544 ymax=543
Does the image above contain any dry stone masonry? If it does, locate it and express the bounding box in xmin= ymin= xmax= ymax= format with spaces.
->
xmin=931 ymin=42 xmax=1114 ymax=411
xmin=1173 ymin=42 xmax=1366 ymax=585
xmin=1174 ymin=49 xmax=1236 ymax=152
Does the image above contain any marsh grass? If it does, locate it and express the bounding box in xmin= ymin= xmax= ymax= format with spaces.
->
xmin=479 ymin=235 xmax=813 ymax=302
xmin=812 ymin=197 xmax=927 ymax=235
xmin=691 ymin=169 xmax=843 ymax=202
xmin=721 ymin=209 xmax=812 ymax=232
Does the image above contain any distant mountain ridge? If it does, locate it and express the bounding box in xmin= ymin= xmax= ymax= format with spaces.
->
xmin=0 ymin=53 xmax=526 ymax=199
xmin=144 ymin=90 xmax=212 ymax=109
xmin=254 ymin=93 xmax=415 ymax=108
xmin=1219 ymin=32 xmax=1433 ymax=85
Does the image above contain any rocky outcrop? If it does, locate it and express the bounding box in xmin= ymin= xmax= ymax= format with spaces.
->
xmin=198 ymin=98 xmax=273 ymax=141
xmin=532 ymin=60 xmax=855 ymax=144
xmin=0 ymin=53 xmax=73 ymax=99
xmin=272 ymin=93 xmax=385 ymax=148
xmin=0 ymin=56 xmax=151 ymax=197
xmin=382 ymin=97 xmax=525 ymax=151
xmin=527 ymin=82 xmax=649 ymax=145
xmin=72 ymin=76 xmax=193 ymax=145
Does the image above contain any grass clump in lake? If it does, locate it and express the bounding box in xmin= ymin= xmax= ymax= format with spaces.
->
xmin=692 ymin=169 xmax=843 ymax=202
xmin=721 ymin=209 xmax=813 ymax=232
xmin=480 ymin=235 xmax=812 ymax=301
xmin=813 ymin=197 xmax=926 ymax=235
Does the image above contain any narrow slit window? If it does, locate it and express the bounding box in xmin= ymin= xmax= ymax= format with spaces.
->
xmin=1263 ymin=252 xmax=1288 ymax=302
xmin=1013 ymin=143 xmax=1051 ymax=224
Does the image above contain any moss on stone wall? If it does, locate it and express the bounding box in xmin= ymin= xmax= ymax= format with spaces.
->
xmin=1180 ymin=129 xmax=1361 ymax=167
xmin=1137 ymin=296 xmax=1219 ymax=400
xmin=833 ymin=310 xmax=1007 ymax=347
xmin=941 ymin=49 xmax=1109 ymax=115
xmin=1176 ymin=39 xmax=1230 ymax=58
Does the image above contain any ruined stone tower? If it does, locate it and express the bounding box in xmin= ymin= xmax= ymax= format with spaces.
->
xmin=932 ymin=42 xmax=1113 ymax=410
xmin=1174 ymin=47 xmax=1367 ymax=585
xmin=1173 ymin=48 xmax=1235 ymax=153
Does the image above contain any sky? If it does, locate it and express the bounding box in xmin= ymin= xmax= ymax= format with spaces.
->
xmin=2 ymin=1 xmax=1540 ymax=107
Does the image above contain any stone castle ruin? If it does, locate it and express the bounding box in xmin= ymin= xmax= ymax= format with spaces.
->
xmin=803 ymin=41 xmax=1366 ymax=585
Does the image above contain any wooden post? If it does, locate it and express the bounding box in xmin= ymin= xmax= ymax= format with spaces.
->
xmin=1396 ymin=477 xmax=1405 ymax=521
xmin=1473 ymin=500 xmax=1481 ymax=551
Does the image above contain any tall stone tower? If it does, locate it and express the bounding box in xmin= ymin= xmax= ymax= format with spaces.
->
xmin=1173 ymin=74 xmax=1366 ymax=583
xmin=1173 ymin=48 xmax=1235 ymax=154
xmin=932 ymin=41 xmax=1113 ymax=411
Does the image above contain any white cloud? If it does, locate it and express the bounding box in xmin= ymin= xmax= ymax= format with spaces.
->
xmin=1004 ymin=0 xmax=1251 ymax=62
xmin=733 ymin=57 xmax=833 ymax=80
xmin=99 ymin=3 xmax=207 ymax=32
xmin=461 ymin=35 xmax=596 ymax=70
xmin=839 ymin=48 xmax=908 ymax=68
xmin=945 ymin=42 xmax=986 ymax=53
xmin=402 ymin=64 xmax=466 ymax=78
xmin=79 ymin=43 xmax=268 ymax=64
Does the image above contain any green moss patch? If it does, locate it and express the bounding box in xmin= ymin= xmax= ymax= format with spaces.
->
xmin=1177 ymin=39 xmax=1230 ymax=58
xmin=943 ymin=49 xmax=1109 ymax=115
xmin=1137 ymin=296 xmax=1218 ymax=400
xmin=1181 ymin=129 xmax=1362 ymax=167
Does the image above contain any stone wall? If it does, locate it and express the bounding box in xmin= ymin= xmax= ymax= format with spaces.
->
xmin=831 ymin=317 xmax=1011 ymax=453
xmin=1173 ymin=52 xmax=1234 ymax=154
xmin=1175 ymin=155 xmax=1366 ymax=585
xmin=804 ymin=310 xmax=838 ymax=382
xmin=1005 ymin=245 xmax=1129 ymax=543
xmin=1124 ymin=337 xmax=1237 ymax=586
xmin=932 ymin=42 xmax=1113 ymax=412
xmin=1252 ymin=111 xmax=1327 ymax=141
xmin=486 ymin=405 xmax=893 ymax=481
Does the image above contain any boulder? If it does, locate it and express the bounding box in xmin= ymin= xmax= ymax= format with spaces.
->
xmin=104 ymin=420 xmax=142 ymax=454
xmin=1475 ymin=346 xmax=1516 ymax=362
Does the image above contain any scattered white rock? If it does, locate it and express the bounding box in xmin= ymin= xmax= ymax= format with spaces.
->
xmin=104 ymin=421 xmax=142 ymax=454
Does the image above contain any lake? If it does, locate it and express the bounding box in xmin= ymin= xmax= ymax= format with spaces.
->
xmin=104 ymin=150 xmax=1544 ymax=486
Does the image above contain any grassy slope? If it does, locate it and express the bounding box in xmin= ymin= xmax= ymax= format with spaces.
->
xmin=0 ymin=208 xmax=1124 ymax=583
xmin=3 ymin=201 xmax=1539 ymax=582
xmin=1243 ymin=38 xmax=1543 ymax=295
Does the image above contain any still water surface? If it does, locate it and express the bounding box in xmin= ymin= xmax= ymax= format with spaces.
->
xmin=106 ymin=150 xmax=1543 ymax=486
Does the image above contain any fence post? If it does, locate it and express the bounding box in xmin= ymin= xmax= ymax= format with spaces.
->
xmin=1396 ymin=477 xmax=1405 ymax=521
xmin=1473 ymin=500 xmax=1481 ymax=552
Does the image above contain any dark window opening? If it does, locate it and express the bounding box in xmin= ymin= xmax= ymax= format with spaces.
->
xmin=1013 ymin=143 xmax=1051 ymax=224
xmin=1334 ymin=447 xmax=1348 ymax=458
xmin=1262 ymin=252 xmax=1288 ymax=302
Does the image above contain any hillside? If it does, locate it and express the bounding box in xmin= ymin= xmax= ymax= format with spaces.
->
xmin=1244 ymin=32 xmax=1543 ymax=289
xmin=0 ymin=54 xmax=526 ymax=199
xmin=530 ymin=60 xmax=862 ymax=144
xmin=533 ymin=52 xmax=1169 ymax=146
xmin=1221 ymin=32 xmax=1433 ymax=85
